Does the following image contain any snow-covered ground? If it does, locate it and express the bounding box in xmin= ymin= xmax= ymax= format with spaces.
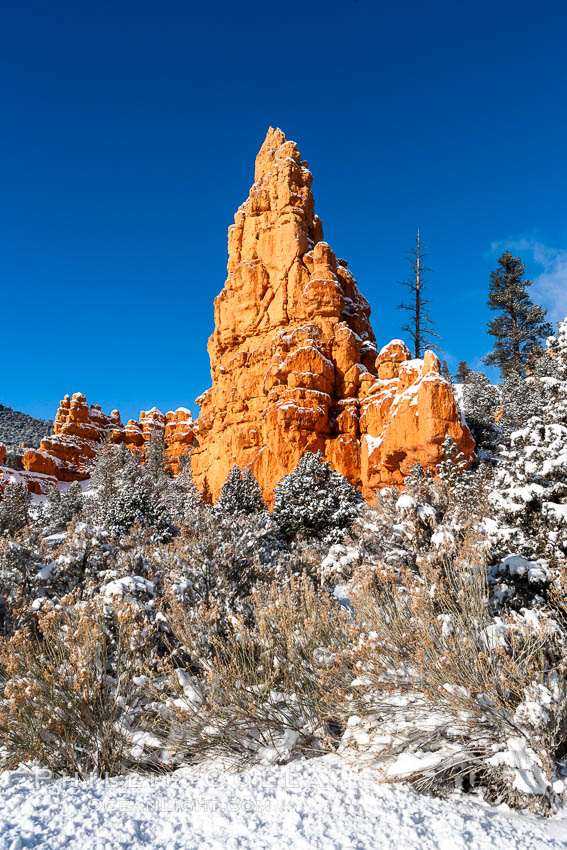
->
xmin=0 ymin=756 xmax=565 ymax=850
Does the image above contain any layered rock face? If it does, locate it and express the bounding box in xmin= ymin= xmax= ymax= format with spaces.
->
xmin=21 ymin=393 xmax=195 ymax=487
xmin=192 ymin=128 xmax=474 ymax=501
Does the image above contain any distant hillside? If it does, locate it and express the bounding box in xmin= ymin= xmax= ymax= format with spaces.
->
xmin=0 ymin=403 xmax=52 ymax=452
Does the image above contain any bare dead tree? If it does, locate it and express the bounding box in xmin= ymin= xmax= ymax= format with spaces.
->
xmin=398 ymin=229 xmax=440 ymax=358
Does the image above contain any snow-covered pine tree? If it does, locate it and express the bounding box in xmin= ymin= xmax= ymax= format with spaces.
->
xmin=105 ymin=474 xmax=172 ymax=541
xmin=461 ymin=370 xmax=500 ymax=451
xmin=273 ymin=451 xmax=362 ymax=542
xmin=164 ymin=451 xmax=202 ymax=526
xmin=146 ymin=426 xmax=170 ymax=492
xmin=490 ymin=319 xmax=567 ymax=569
xmin=41 ymin=481 xmax=84 ymax=530
xmin=87 ymin=442 xmax=143 ymax=525
xmin=498 ymin=371 xmax=547 ymax=436
xmin=0 ymin=481 xmax=30 ymax=534
xmin=437 ymin=435 xmax=469 ymax=487
xmin=485 ymin=251 xmax=552 ymax=377
xmin=214 ymin=466 xmax=266 ymax=516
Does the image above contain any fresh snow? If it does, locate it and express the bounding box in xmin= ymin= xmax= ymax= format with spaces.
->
xmin=0 ymin=756 xmax=565 ymax=850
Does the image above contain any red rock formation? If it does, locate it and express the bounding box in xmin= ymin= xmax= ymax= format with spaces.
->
xmin=21 ymin=393 xmax=195 ymax=484
xmin=0 ymin=442 xmax=59 ymax=495
xmin=192 ymin=128 xmax=474 ymax=501
xmin=360 ymin=343 xmax=475 ymax=495
xmin=22 ymin=393 xmax=119 ymax=482
xmin=17 ymin=128 xmax=473 ymax=501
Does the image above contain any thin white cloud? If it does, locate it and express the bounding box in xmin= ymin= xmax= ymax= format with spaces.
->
xmin=489 ymin=237 xmax=567 ymax=324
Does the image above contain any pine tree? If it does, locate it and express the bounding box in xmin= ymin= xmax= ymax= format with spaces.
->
xmin=41 ymin=481 xmax=84 ymax=530
xmin=0 ymin=481 xmax=30 ymax=534
xmin=87 ymin=442 xmax=142 ymax=525
xmin=490 ymin=318 xmax=567 ymax=570
xmin=441 ymin=360 xmax=452 ymax=384
xmin=105 ymin=474 xmax=172 ymax=541
xmin=214 ymin=466 xmax=266 ymax=516
xmin=164 ymin=453 xmax=202 ymax=526
xmin=456 ymin=361 xmax=471 ymax=383
xmin=273 ymin=452 xmax=362 ymax=542
xmin=146 ymin=426 xmax=169 ymax=492
xmin=485 ymin=251 xmax=553 ymax=377
xmin=437 ymin=436 xmax=468 ymax=485
xmin=499 ymin=372 xmax=547 ymax=436
xmin=398 ymin=229 xmax=440 ymax=358
xmin=461 ymin=370 xmax=500 ymax=451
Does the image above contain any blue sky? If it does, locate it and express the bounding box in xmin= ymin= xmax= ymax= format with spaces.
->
xmin=1 ymin=0 xmax=566 ymax=422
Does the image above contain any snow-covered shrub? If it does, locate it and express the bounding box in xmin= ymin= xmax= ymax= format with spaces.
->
xmin=0 ymin=597 xmax=157 ymax=777
xmin=339 ymin=455 xmax=491 ymax=582
xmin=487 ymin=554 xmax=551 ymax=613
xmin=153 ymin=575 xmax=350 ymax=767
xmin=332 ymin=551 xmax=567 ymax=813
xmin=162 ymin=507 xmax=286 ymax=647
xmin=0 ymin=481 xmax=30 ymax=535
xmin=214 ymin=466 xmax=266 ymax=517
xmin=273 ymin=452 xmax=362 ymax=543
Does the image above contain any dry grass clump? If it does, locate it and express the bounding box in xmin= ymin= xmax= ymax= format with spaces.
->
xmin=0 ymin=596 xmax=156 ymax=778
xmin=152 ymin=574 xmax=352 ymax=767
xmin=330 ymin=535 xmax=567 ymax=812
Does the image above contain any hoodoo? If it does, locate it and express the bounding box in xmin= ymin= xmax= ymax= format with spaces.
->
xmin=191 ymin=128 xmax=474 ymax=501
xmin=8 ymin=128 xmax=474 ymax=499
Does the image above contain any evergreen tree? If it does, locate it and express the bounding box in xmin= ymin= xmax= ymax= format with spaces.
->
xmin=87 ymin=442 xmax=142 ymax=525
xmin=273 ymin=452 xmax=362 ymax=542
xmin=0 ymin=481 xmax=30 ymax=534
xmin=214 ymin=466 xmax=266 ymax=516
xmin=172 ymin=508 xmax=286 ymax=643
xmin=146 ymin=427 xmax=169 ymax=492
xmin=441 ymin=360 xmax=452 ymax=384
xmin=460 ymin=370 xmax=500 ymax=451
xmin=455 ymin=361 xmax=471 ymax=383
xmin=485 ymin=251 xmax=552 ymax=377
xmin=199 ymin=478 xmax=213 ymax=506
xmin=437 ymin=435 xmax=469 ymax=487
xmin=41 ymin=481 xmax=84 ymax=530
xmin=105 ymin=474 xmax=172 ymax=542
xmin=398 ymin=229 xmax=440 ymax=358
xmin=490 ymin=319 xmax=567 ymax=569
xmin=499 ymin=372 xmax=547 ymax=436
xmin=164 ymin=452 xmax=202 ymax=526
